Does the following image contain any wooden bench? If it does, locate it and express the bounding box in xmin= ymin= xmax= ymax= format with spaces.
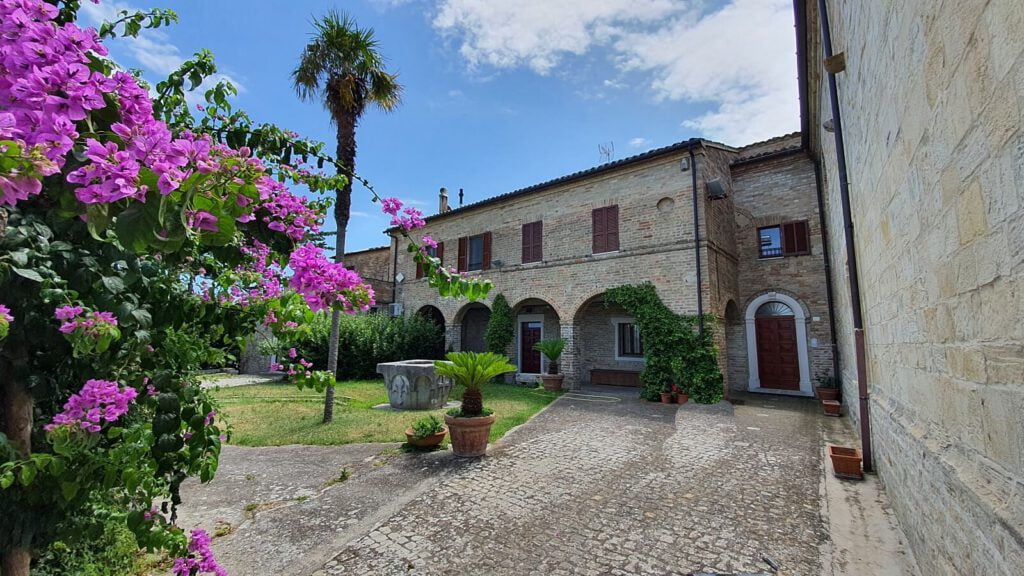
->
xmin=590 ymin=369 xmax=641 ymax=387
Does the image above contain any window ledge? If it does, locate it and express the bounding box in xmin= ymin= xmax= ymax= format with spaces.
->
xmin=614 ymin=356 xmax=646 ymax=363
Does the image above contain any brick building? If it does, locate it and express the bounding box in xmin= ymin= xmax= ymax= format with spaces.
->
xmin=372 ymin=134 xmax=834 ymax=393
xmin=343 ymin=245 xmax=393 ymax=308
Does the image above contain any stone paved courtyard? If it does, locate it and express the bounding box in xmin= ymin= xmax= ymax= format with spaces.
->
xmin=319 ymin=388 xmax=826 ymax=576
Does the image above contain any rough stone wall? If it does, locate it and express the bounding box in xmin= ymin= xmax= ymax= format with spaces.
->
xmin=343 ymin=245 xmax=394 ymax=304
xmin=808 ymin=0 xmax=1024 ymax=573
xmin=729 ymin=151 xmax=835 ymax=392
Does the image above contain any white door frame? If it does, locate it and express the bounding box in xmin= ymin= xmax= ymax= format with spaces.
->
xmin=516 ymin=314 xmax=545 ymax=375
xmin=745 ymin=292 xmax=812 ymax=396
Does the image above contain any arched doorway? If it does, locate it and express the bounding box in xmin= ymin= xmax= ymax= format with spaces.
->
xmin=511 ymin=298 xmax=560 ymax=376
xmin=415 ymin=305 xmax=446 ymax=359
xmin=456 ymin=303 xmax=491 ymax=353
xmin=745 ymin=292 xmax=811 ymax=395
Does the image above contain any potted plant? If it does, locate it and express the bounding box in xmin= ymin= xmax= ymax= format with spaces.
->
xmin=673 ymin=383 xmax=689 ymax=404
xmin=405 ymin=415 xmax=447 ymax=449
xmin=659 ymin=382 xmax=674 ymax=404
xmin=434 ymin=352 xmax=517 ymax=457
xmin=827 ymin=444 xmax=863 ymax=480
xmin=815 ymin=372 xmax=840 ymax=402
xmin=533 ymin=338 xmax=566 ymax=392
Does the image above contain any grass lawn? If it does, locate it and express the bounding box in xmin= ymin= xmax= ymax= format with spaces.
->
xmin=212 ymin=379 xmax=561 ymax=447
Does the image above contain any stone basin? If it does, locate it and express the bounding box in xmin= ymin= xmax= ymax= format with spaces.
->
xmin=377 ymin=359 xmax=453 ymax=410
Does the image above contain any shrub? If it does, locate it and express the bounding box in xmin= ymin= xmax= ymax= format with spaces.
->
xmin=410 ymin=415 xmax=445 ymax=439
xmin=295 ymin=312 xmax=445 ymax=379
xmin=605 ymin=283 xmax=723 ymax=404
xmin=33 ymin=498 xmax=144 ymax=576
xmin=484 ymin=294 xmax=514 ymax=354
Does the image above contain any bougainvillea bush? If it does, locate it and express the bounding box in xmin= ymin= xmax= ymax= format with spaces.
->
xmin=0 ymin=1 xmax=489 ymax=574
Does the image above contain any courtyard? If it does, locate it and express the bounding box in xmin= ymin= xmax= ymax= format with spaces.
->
xmin=176 ymin=386 xmax=917 ymax=576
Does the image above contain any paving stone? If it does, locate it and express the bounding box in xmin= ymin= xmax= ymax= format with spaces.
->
xmin=320 ymin=388 xmax=826 ymax=576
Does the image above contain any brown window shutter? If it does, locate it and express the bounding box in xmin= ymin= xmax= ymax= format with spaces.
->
xmin=794 ymin=220 xmax=809 ymax=254
xmin=482 ymin=231 xmax=493 ymax=270
xmin=607 ymin=205 xmax=619 ymax=252
xmin=457 ymin=236 xmax=468 ymax=272
xmin=534 ymin=220 xmax=543 ymax=261
xmin=782 ymin=221 xmax=810 ymax=256
xmin=436 ymin=241 xmax=444 ymax=266
xmin=416 ymin=260 xmax=423 ymax=279
xmin=592 ymin=208 xmax=606 ymax=254
xmin=522 ymin=223 xmax=532 ymax=263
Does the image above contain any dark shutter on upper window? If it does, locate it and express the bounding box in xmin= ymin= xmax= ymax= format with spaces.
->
xmin=415 ymin=259 xmax=423 ymax=279
xmin=592 ymin=208 xmax=606 ymax=254
xmin=457 ymin=236 xmax=468 ymax=272
xmin=482 ymin=231 xmax=492 ymax=270
xmin=782 ymin=221 xmax=810 ymax=256
xmin=606 ymin=205 xmax=619 ymax=252
xmin=436 ymin=241 xmax=444 ymax=267
xmin=592 ymin=206 xmax=619 ymax=253
xmin=522 ymin=221 xmax=543 ymax=263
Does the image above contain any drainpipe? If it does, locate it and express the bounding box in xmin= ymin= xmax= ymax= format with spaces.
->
xmin=812 ymin=158 xmax=842 ymax=388
xmin=818 ymin=0 xmax=873 ymax=472
xmin=689 ymin=149 xmax=705 ymax=336
xmin=391 ymin=234 xmax=399 ymax=305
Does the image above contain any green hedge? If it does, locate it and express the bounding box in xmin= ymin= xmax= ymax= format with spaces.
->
xmin=296 ymin=312 xmax=445 ymax=379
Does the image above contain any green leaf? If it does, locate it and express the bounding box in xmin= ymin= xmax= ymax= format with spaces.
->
xmin=131 ymin=309 xmax=152 ymax=328
xmin=8 ymin=249 xmax=29 ymax=266
xmin=0 ymin=471 xmax=13 ymax=489
xmin=11 ymin=267 xmax=44 ymax=282
xmin=60 ymin=481 xmax=79 ymax=501
xmin=101 ymin=276 xmax=125 ymax=294
xmin=19 ymin=464 xmax=37 ymax=486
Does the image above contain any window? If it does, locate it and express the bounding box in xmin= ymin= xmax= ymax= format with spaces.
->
xmin=592 ymin=205 xmax=620 ymax=254
xmin=522 ymin=221 xmax=543 ymax=263
xmin=758 ymin=221 xmax=809 ymax=258
xmin=415 ymin=242 xmax=443 ymax=279
xmin=615 ymin=320 xmax=644 ymax=359
xmin=457 ymin=232 xmax=492 ymax=272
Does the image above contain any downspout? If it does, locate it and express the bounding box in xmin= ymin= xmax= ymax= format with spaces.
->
xmin=812 ymin=158 xmax=842 ymax=387
xmin=689 ymin=149 xmax=704 ymax=336
xmin=391 ymin=234 xmax=399 ymax=305
xmin=817 ymin=0 xmax=873 ymax=471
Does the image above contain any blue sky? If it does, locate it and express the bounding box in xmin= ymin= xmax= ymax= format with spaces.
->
xmin=81 ymin=0 xmax=799 ymax=253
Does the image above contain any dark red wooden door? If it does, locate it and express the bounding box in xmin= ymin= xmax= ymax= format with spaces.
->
xmin=520 ymin=322 xmax=542 ymax=373
xmin=755 ymin=317 xmax=800 ymax=390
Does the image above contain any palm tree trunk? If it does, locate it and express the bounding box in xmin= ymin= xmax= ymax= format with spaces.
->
xmin=1 ymin=357 xmax=33 ymax=576
xmin=324 ymin=109 xmax=357 ymax=424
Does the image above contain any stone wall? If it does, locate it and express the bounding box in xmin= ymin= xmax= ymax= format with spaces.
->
xmin=729 ymin=151 xmax=835 ymax=393
xmin=806 ymin=0 xmax=1024 ymax=573
xmin=343 ymin=245 xmax=393 ymax=305
xmin=392 ymin=149 xmax=708 ymax=388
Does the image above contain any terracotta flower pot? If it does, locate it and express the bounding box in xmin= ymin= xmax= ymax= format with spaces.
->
xmin=660 ymin=392 xmax=674 ymax=404
xmin=828 ymin=444 xmax=863 ymax=480
xmin=404 ymin=426 xmax=447 ymax=449
xmin=817 ymin=387 xmax=840 ymax=402
xmin=676 ymin=393 xmax=689 ymax=405
xmin=539 ymin=374 xmax=564 ymax=392
xmin=444 ymin=413 xmax=496 ymax=458
xmin=822 ymin=399 xmax=842 ymax=417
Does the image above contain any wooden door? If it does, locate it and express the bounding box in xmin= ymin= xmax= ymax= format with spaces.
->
xmin=755 ymin=317 xmax=800 ymax=390
xmin=520 ymin=322 xmax=542 ymax=373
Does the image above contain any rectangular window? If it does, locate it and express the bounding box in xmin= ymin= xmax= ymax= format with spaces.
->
xmin=457 ymin=233 xmax=491 ymax=272
xmin=759 ymin=221 xmax=809 ymax=258
xmin=522 ymin=221 xmax=543 ymax=263
xmin=616 ymin=322 xmax=643 ymax=358
xmin=415 ymin=242 xmax=442 ymax=279
xmin=592 ymin=205 xmax=620 ymax=254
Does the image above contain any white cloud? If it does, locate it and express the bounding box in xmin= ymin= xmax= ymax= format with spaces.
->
xmin=432 ymin=0 xmax=799 ymax=145
xmin=628 ymin=137 xmax=652 ymax=148
xmin=350 ymin=211 xmax=371 ymax=218
xmin=79 ymin=1 xmax=245 ymax=99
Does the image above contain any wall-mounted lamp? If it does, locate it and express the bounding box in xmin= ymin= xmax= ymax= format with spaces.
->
xmin=823 ymin=118 xmax=835 ymax=133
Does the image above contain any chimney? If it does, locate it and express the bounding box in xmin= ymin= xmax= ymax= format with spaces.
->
xmin=459 ymin=188 xmax=464 ymax=207
xmin=439 ymin=187 xmax=449 ymax=213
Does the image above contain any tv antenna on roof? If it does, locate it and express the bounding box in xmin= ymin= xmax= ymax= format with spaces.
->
xmin=598 ymin=141 xmax=614 ymax=163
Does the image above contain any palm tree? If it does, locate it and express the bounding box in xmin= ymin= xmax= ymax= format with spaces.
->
xmin=293 ymin=10 xmax=402 ymax=423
